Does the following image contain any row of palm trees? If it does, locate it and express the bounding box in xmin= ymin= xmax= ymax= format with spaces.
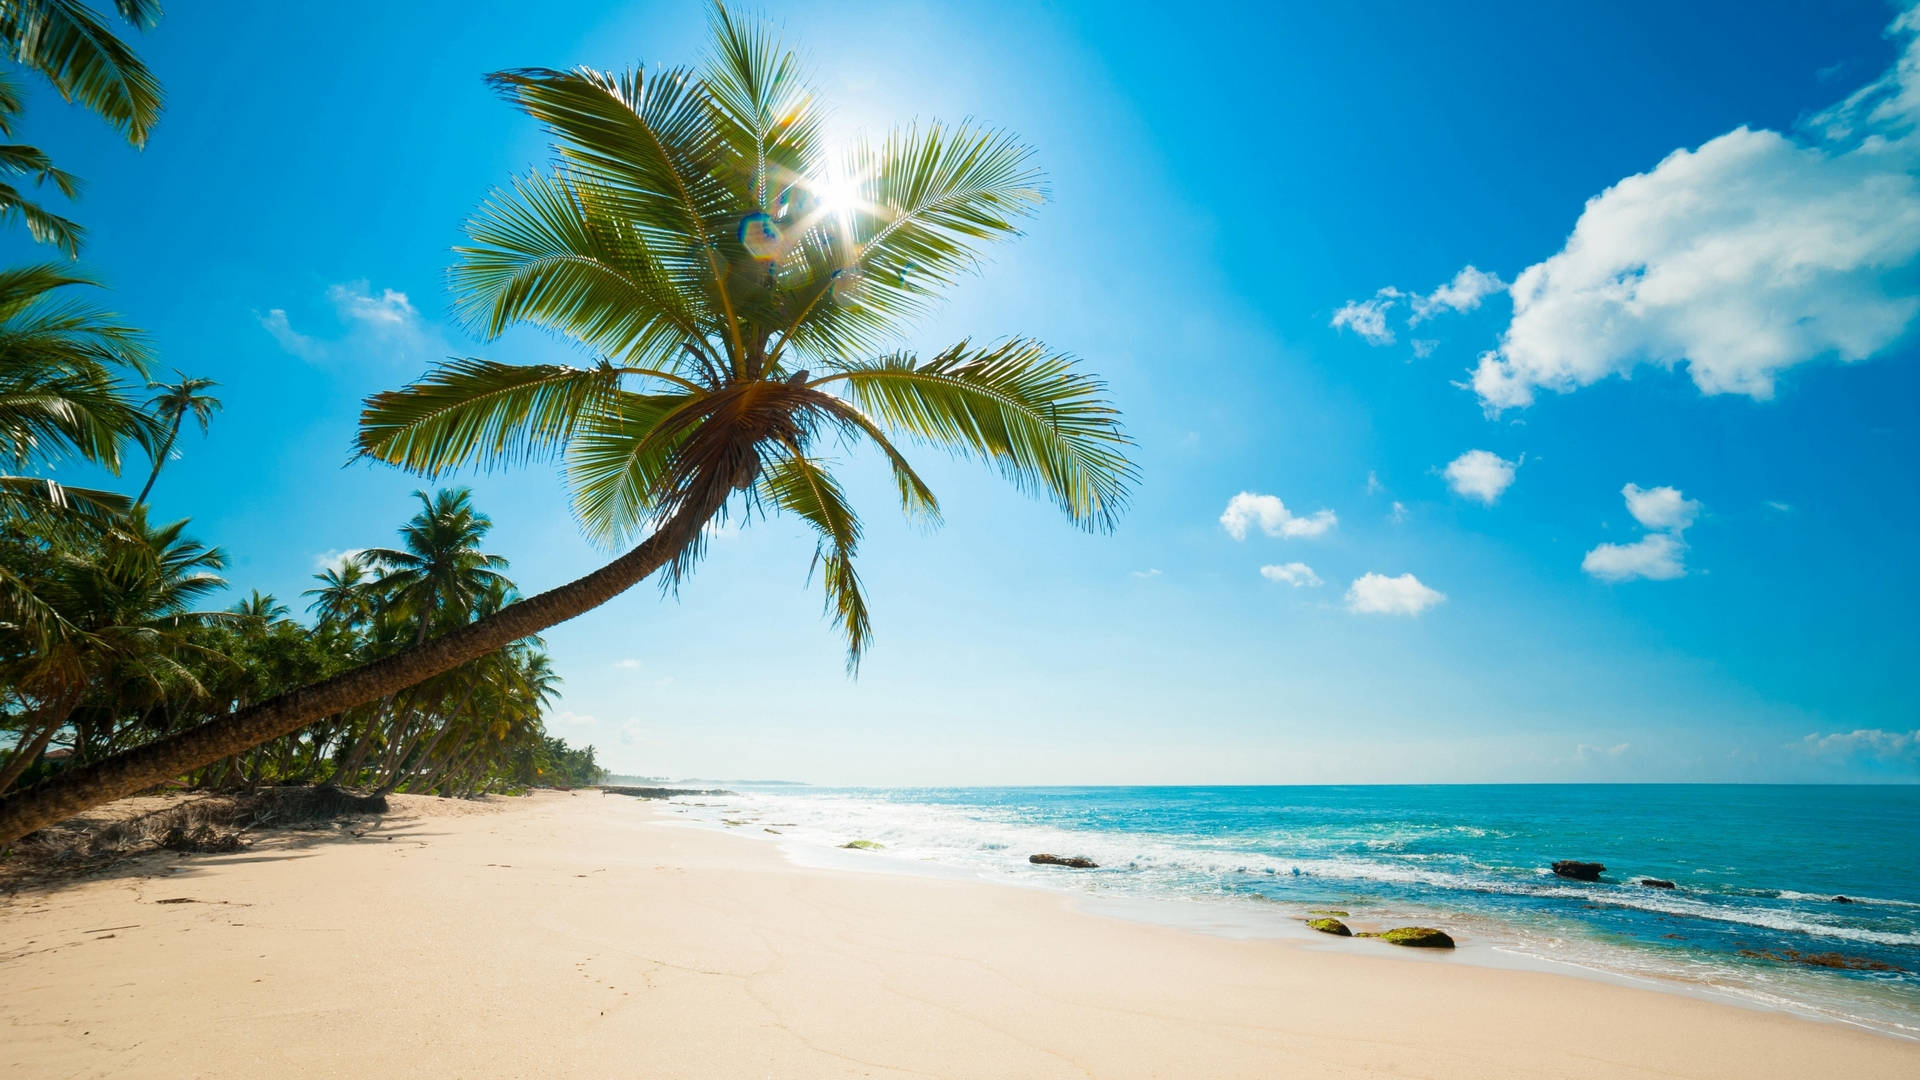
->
xmin=0 ymin=480 xmax=603 ymax=799
xmin=0 ymin=2 xmax=1137 ymax=843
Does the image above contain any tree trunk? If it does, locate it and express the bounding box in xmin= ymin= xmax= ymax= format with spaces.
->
xmin=0 ymin=708 xmax=66 ymax=796
xmin=133 ymin=413 xmax=182 ymax=507
xmin=0 ymin=495 xmax=720 ymax=844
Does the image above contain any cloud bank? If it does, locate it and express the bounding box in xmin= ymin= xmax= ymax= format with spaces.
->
xmin=1472 ymin=6 xmax=1920 ymax=410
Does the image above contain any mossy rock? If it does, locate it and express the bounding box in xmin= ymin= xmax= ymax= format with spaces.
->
xmin=1374 ymin=926 xmax=1455 ymax=948
xmin=1307 ymin=909 xmax=1350 ymax=917
xmin=840 ymin=839 xmax=884 ymax=850
xmin=1306 ymin=917 xmax=1352 ymax=936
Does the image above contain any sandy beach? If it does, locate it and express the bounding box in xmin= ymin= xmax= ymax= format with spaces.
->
xmin=3 ymin=791 xmax=1915 ymax=1079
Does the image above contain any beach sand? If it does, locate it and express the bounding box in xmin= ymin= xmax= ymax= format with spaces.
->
xmin=3 ymin=790 xmax=1914 ymax=1079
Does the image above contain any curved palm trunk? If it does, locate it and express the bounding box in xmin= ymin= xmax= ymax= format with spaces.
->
xmin=0 ymin=496 xmax=720 ymax=844
xmin=133 ymin=412 xmax=183 ymax=507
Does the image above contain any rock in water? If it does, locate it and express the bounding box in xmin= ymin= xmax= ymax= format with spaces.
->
xmin=1306 ymin=917 xmax=1352 ymax=936
xmin=1552 ymin=860 xmax=1606 ymax=881
xmin=1029 ymin=853 xmax=1099 ymax=869
xmin=840 ymin=840 xmax=883 ymax=850
xmin=1376 ymin=927 xmax=1455 ymax=948
xmin=1832 ymin=895 xmax=1855 ymax=904
xmin=1639 ymin=878 xmax=1676 ymax=889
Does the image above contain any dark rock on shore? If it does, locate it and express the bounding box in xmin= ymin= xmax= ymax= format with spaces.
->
xmin=1357 ymin=926 xmax=1455 ymax=948
xmin=600 ymin=786 xmax=736 ymax=799
xmin=1029 ymin=853 xmax=1099 ymax=869
xmin=1832 ymin=895 xmax=1854 ymax=904
xmin=1638 ymin=878 xmax=1676 ymax=889
xmin=1552 ymin=860 xmax=1605 ymax=881
xmin=1306 ymin=917 xmax=1352 ymax=936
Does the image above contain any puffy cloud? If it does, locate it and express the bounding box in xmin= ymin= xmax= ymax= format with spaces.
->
xmin=1410 ymin=265 xmax=1505 ymax=323
xmin=328 ymin=281 xmax=419 ymax=329
xmin=1345 ymin=572 xmax=1445 ymax=615
xmin=1331 ymin=288 xmax=1401 ymax=345
xmin=1472 ymin=6 xmax=1920 ymax=410
xmin=1581 ymin=532 xmax=1686 ymax=582
xmin=1220 ymin=492 xmax=1337 ymax=540
xmin=1443 ymin=449 xmax=1519 ymax=504
xmin=1622 ymin=483 xmax=1701 ymax=532
xmin=1796 ymin=728 xmax=1920 ymax=762
xmin=1259 ymin=562 xmax=1323 ymax=587
xmin=260 ymin=280 xmax=434 ymax=362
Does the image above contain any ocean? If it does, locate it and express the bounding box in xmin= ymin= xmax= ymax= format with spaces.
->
xmin=669 ymin=784 xmax=1920 ymax=1039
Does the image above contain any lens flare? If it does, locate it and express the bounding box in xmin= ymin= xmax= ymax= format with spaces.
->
xmin=738 ymin=212 xmax=782 ymax=259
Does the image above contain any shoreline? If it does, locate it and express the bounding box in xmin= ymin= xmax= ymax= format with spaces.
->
xmin=5 ymin=790 xmax=1917 ymax=1078
xmin=668 ymin=800 xmax=1920 ymax=1044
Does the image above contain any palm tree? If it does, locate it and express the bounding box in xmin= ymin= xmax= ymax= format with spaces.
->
xmin=362 ymin=488 xmax=508 ymax=644
xmin=0 ymin=3 xmax=1135 ymax=843
xmin=0 ymin=507 xmax=230 ymax=792
xmin=133 ymin=372 xmax=220 ymax=506
xmin=303 ymin=555 xmax=376 ymax=629
xmin=0 ymin=0 xmax=164 ymax=254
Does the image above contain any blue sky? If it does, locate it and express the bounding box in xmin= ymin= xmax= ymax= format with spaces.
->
xmin=24 ymin=0 xmax=1920 ymax=783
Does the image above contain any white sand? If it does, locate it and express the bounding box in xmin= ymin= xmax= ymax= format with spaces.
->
xmin=4 ymin=790 xmax=1914 ymax=1078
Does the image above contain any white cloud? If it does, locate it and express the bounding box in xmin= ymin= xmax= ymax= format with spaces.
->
xmin=1220 ymin=492 xmax=1337 ymax=540
xmin=1130 ymin=568 xmax=1163 ymax=579
xmin=1410 ymin=338 xmax=1438 ymax=358
xmin=1330 ymin=288 xmax=1401 ymax=345
xmin=261 ymin=280 xmax=434 ymax=363
xmin=1411 ymin=265 xmax=1505 ymax=323
xmin=1796 ymin=728 xmax=1920 ymax=762
xmin=1389 ymin=500 xmax=1409 ymax=524
xmin=312 ymin=548 xmax=367 ymax=573
xmin=1443 ymin=449 xmax=1519 ymax=504
xmin=1260 ymin=562 xmax=1323 ymax=587
xmin=1766 ymin=500 xmax=1794 ymax=513
xmin=613 ymin=658 xmax=645 ymax=670
xmin=1582 ymin=532 xmax=1686 ymax=582
xmin=328 ymin=281 xmax=420 ymax=330
xmin=257 ymin=309 xmax=322 ymax=361
xmin=1345 ymin=572 xmax=1445 ymax=615
xmin=1622 ymin=483 xmax=1701 ymax=532
xmin=1366 ymin=470 xmax=1384 ymax=495
xmin=1471 ymin=7 xmax=1920 ymax=410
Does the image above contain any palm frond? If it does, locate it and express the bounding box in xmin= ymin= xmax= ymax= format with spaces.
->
xmin=0 ymin=0 xmax=164 ymax=147
xmin=811 ymin=340 xmax=1135 ymax=530
xmin=486 ymin=64 xmax=745 ymax=361
xmin=453 ymin=171 xmax=712 ymax=373
xmin=0 ymin=142 xmax=81 ymax=197
xmin=701 ymin=1 xmax=824 ymax=210
xmin=775 ymin=123 xmax=1044 ymax=362
xmin=562 ymin=389 xmax=707 ymax=547
xmin=0 ymin=178 xmax=83 ymax=255
xmin=759 ymin=448 xmax=870 ymax=669
xmin=356 ymin=357 xmax=635 ymax=477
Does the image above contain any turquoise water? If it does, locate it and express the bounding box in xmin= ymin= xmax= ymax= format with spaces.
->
xmin=687 ymin=784 xmax=1920 ymax=1038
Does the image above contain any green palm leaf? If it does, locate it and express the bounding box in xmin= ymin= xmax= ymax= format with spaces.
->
xmin=0 ymin=0 xmax=163 ymax=147
xmin=356 ymin=357 xmax=632 ymax=477
xmin=759 ymin=449 xmax=870 ymax=669
xmin=811 ymin=340 xmax=1134 ymax=530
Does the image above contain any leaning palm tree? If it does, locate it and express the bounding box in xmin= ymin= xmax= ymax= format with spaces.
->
xmin=133 ymin=372 xmax=220 ymax=506
xmin=0 ymin=3 xmax=1135 ymax=843
xmin=0 ymin=0 xmax=163 ymax=254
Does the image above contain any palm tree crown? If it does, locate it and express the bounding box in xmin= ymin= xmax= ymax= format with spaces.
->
xmin=360 ymin=488 xmax=509 ymax=644
xmin=359 ymin=1 xmax=1136 ymax=667
xmin=133 ymin=372 xmax=221 ymax=506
